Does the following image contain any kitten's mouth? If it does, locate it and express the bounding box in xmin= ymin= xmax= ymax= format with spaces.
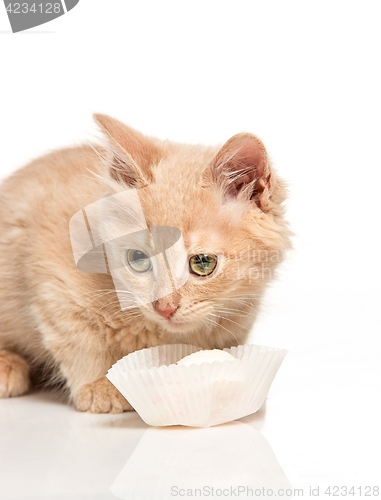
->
xmin=139 ymin=305 xmax=198 ymax=332
xmin=154 ymin=313 xmax=197 ymax=333
xmin=160 ymin=316 xmax=190 ymax=329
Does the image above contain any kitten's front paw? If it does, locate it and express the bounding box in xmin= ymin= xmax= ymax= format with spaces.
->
xmin=74 ymin=377 xmax=133 ymax=414
xmin=0 ymin=350 xmax=31 ymax=398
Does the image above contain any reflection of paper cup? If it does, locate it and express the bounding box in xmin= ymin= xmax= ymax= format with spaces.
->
xmin=107 ymin=344 xmax=288 ymax=427
xmin=111 ymin=422 xmax=291 ymax=500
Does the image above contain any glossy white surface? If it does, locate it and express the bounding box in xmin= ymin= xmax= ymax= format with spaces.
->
xmin=1 ymin=290 xmax=380 ymax=500
xmin=1 ymin=1 xmax=381 ymax=498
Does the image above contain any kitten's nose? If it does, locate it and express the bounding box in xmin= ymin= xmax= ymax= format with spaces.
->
xmin=154 ymin=302 xmax=177 ymax=318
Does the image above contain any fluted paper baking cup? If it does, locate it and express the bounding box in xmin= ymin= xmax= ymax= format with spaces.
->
xmin=106 ymin=344 xmax=287 ymax=427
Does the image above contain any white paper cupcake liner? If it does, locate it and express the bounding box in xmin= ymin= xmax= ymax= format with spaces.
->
xmin=107 ymin=344 xmax=287 ymax=427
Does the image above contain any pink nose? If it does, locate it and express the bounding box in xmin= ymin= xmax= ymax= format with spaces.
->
xmin=154 ymin=303 xmax=177 ymax=318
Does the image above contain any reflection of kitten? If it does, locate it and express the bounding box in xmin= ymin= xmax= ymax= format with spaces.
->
xmin=0 ymin=115 xmax=292 ymax=413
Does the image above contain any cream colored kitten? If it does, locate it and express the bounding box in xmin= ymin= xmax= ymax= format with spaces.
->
xmin=0 ymin=115 xmax=291 ymax=413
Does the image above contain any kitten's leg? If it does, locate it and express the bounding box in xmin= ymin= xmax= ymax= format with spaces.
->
xmin=34 ymin=306 xmax=133 ymax=414
xmin=56 ymin=354 xmax=133 ymax=414
xmin=74 ymin=377 xmax=133 ymax=414
xmin=0 ymin=350 xmax=31 ymax=398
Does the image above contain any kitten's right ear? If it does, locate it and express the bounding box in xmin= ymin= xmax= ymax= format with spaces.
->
xmin=93 ymin=114 xmax=161 ymax=188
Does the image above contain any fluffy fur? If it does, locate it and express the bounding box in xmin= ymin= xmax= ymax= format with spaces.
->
xmin=0 ymin=115 xmax=292 ymax=413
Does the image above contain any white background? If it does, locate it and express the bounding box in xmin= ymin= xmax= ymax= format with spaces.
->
xmin=0 ymin=1 xmax=380 ymax=497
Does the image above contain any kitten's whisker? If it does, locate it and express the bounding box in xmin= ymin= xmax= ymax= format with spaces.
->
xmin=215 ymin=293 xmax=260 ymax=299
xmin=213 ymin=306 xmax=252 ymax=313
xmin=210 ymin=313 xmax=251 ymax=332
xmin=204 ymin=317 xmax=239 ymax=344
xmin=69 ymin=288 xmax=121 ymax=299
xmin=99 ymin=299 xmax=128 ymax=311
xmin=214 ymin=309 xmax=253 ymax=319
xmin=107 ymin=307 xmax=143 ymax=321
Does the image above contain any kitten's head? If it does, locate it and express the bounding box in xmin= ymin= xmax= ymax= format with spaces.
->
xmin=90 ymin=114 xmax=292 ymax=340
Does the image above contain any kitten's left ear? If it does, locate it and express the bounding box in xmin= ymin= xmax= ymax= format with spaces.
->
xmin=203 ymin=133 xmax=272 ymax=210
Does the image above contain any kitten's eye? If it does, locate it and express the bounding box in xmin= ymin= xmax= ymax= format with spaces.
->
xmin=126 ymin=249 xmax=152 ymax=273
xmin=189 ymin=254 xmax=218 ymax=277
